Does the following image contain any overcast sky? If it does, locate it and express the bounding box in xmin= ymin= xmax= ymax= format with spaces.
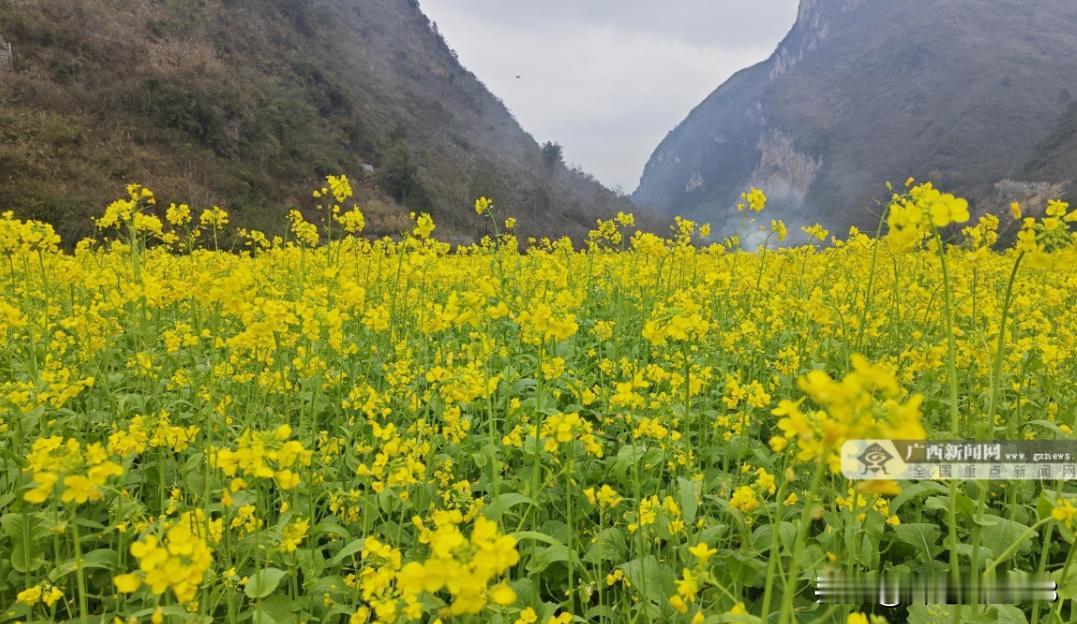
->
xmin=419 ymin=1 xmax=799 ymax=193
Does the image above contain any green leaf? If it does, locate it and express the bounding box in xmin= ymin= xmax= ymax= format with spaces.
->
xmin=47 ymin=549 xmax=117 ymax=581
xmin=81 ymin=548 xmax=117 ymax=569
xmin=377 ymin=489 xmax=398 ymax=514
xmin=678 ymin=477 xmax=700 ymax=525
xmin=610 ymin=444 xmax=648 ymax=480
xmin=910 ymin=605 xmax=1028 ymax=624
xmin=255 ymin=594 xmax=298 ymax=624
xmin=470 ymin=449 xmax=488 ymax=468
xmin=312 ymin=519 xmax=351 ymax=540
xmin=705 ymin=613 xmax=763 ymax=624
xmin=1026 ymin=419 xmax=1063 ymax=434
xmin=484 ymin=493 xmax=533 ymax=521
xmin=988 ymin=605 xmax=1029 ymax=624
xmin=296 ymin=547 xmax=325 ymax=579
xmin=1053 ymin=568 xmax=1077 ymax=600
xmin=586 ymin=606 xmax=617 ymax=621
xmin=526 ymin=544 xmax=571 ymax=574
xmin=981 ymin=519 xmax=1033 ymax=560
xmin=246 ymin=567 xmax=288 ymax=599
xmin=131 ymin=605 xmax=192 ymax=621
xmin=11 ymin=542 xmax=44 ymax=573
xmin=582 ymin=527 xmax=626 ymax=564
xmin=955 ymin=543 xmax=992 ymax=563
xmin=719 ymin=550 xmax=767 ymax=587
xmin=3 ymin=513 xmax=45 ymax=573
xmin=893 ymin=523 xmax=943 ymax=560
xmin=620 ymin=555 xmax=675 ymax=607
xmin=538 ymin=520 xmax=571 ymax=545
xmin=0 ymin=514 xmax=29 ymax=540
xmin=327 ymin=538 xmax=365 ymax=566
xmin=306 ymin=576 xmax=345 ymax=595
xmin=907 ymin=605 xmax=957 ymax=624
xmin=751 ymin=521 xmax=796 ymax=552
xmin=513 ymin=531 xmax=568 ymax=549
xmin=891 ymin=482 xmax=949 ymax=514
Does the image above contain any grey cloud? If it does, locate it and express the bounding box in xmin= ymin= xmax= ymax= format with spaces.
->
xmin=423 ymin=1 xmax=798 ymax=46
xmin=419 ymin=0 xmax=798 ymax=190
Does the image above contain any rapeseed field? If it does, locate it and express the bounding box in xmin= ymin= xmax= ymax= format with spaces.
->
xmin=1 ymin=178 xmax=1074 ymax=624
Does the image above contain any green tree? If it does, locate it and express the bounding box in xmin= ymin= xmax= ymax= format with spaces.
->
xmin=378 ymin=140 xmax=429 ymax=211
xmin=541 ymin=141 xmax=563 ymax=168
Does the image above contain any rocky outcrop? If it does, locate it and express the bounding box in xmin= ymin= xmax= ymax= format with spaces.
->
xmin=748 ymin=130 xmax=821 ymax=207
xmin=0 ymin=34 xmax=11 ymax=71
xmin=770 ymin=0 xmax=864 ymax=79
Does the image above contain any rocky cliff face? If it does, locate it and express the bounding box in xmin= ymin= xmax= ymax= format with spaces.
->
xmin=634 ymin=0 xmax=1077 ymax=236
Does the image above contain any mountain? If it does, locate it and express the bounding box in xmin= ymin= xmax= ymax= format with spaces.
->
xmin=634 ymin=0 xmax=1077 ymax=237
xmin=0 ymin=0 xmax=633 ymax=243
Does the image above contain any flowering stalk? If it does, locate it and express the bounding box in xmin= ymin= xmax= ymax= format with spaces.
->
xmin=987 ymin=252 xmax=1024 ymax=424
xmin=934 ymin=233 xmax=965 ymax=622
xmin=970 ymin=251 xmax=1025 ymax=602
xmin=778 ymin=460 xmax=825 ymax=624
xmin=71 ymin=507 xmax=88 ymax=624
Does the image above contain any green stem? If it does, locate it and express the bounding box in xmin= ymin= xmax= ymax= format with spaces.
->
xmin=935 ymin=232 xmax=963 ymax=619
xmin=778 ymin=460 xmax=826 ymax=624
xmin=565 ymin=459 xmax=577 ymax=613
xmin=986 ymin=253 xmax=1024 ymax=425
xmin=855 ymin=205 xmax=890 ymax=351
xmin=71 ymin=509 xmax=88 ymax=624
xmin=1031 ymin=521 xmax=1054 ymax=624
xmin=934 ymin=234 xmax=961 ymax=435
xmin=1052 ymin=540 xmax=1077 ymax=621
xmin=971 ymin=252 xmax=1024 ymax=605
xmin=760 ymin=480 xmax=788 ymax=621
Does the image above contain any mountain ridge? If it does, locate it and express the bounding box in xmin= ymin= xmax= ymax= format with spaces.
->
xmin=634 ymin=0 xmax=1077 ymax=237
xmin=0 ymin=0 xmax=637 ymax=243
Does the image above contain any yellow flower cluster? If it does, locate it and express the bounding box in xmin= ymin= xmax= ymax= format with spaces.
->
xmin=1014 ymin=199 xmax=1077 ymax=268
xmin=885 ymin=181 xmax=970 ymax=251
xmin=107 ymin=412 xmax=200 ymax=457
xmin=289 ymin=209 xmax=321 ymax=247
xmin=475 ymin=196 xmax=492 ymax=215
xmin=836 ymin=486 xmax=901 ymax=526
xmin=771 ymin=355 xmax=925 ymax=471
xmin=515 ymin=303 xmax=578 ymax=345
xmin=16 ymin=582 xmax=64 ymax=608
xmin=583 ymin=484 xmax=623 ymax=509
xmin=23 ymin=436 xmax=123 ymax=505
xmin=642 ymin=295 xmax=711 ymax=347
xmin=115 ymin=513 xmax=215 ymax=603
xmin=738 ymin=187 xmax=767 ymax=212
xmin=1053 ymin=497 xmax=1077 ymax=529
xmin=0 ymin=210 xmax=61 ymax=254
xmin=393 ymin=514 xmax=520 ymax=617
xmin=540 ymin=411 xmax=604 ymax=457
xmin=210 ymin=424 xmax=313 ymax=490
xmin=729 ymin=485 xmax=760 ymax=513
